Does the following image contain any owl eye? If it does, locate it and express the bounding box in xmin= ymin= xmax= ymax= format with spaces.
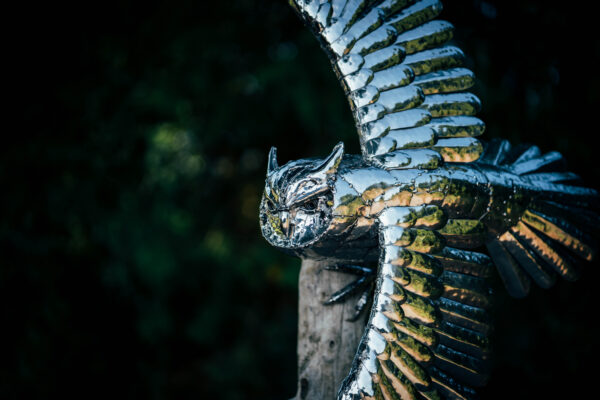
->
xmin=303 ymin=198 xmax=319 ymax=211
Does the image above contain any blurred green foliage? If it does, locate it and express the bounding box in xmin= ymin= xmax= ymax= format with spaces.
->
xmin=2 ymin=0 xmax=598 ymax=399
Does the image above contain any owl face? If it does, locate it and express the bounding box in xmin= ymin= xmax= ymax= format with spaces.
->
xmin=260 ymin=143 xmax=344 ymax=250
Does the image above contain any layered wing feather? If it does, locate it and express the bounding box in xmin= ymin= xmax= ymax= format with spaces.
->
xmin=291 ymin=0 xmax=485 ymax=169
xmin=338 ymin=205 xmax=493 ymax=400
xmin=479 ymin=139 xmax=599 ymax=297
xmin=290 ymin=2 xmax=599 ymax=399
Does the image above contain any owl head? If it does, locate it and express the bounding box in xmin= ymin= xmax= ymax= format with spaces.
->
xmin=260 ymin=142 xmax=344 ymax=250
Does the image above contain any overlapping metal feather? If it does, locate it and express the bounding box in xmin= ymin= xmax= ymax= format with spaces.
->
xmin=332 ymin=201 xmax=495 ymax=399
xmin=288 ymin=1 xmax=494 ymax=398
xmin=285 ymin=1 xmax=599 ymax=399
xmin=291 ymin=0 xmax=485 ymax=170
xmin=477 ymin=140 xmax=599 ymax=298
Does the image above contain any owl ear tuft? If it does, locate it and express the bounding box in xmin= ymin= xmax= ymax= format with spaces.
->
xmin=267 ymin=146 xmax=279 ymax=174
xmin=313 ymin=142 xmax=344 ymax=176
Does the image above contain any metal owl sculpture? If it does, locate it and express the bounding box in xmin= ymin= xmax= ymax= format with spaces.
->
xmin=259 ymin=1 xmax=599 ymax=399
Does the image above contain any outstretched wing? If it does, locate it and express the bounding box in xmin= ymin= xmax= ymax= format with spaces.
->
xmin=291 ymin=0 xmax=484 ymax=169
xmin=339 ymin=205 xmax=494 ymax=400
xmin=478 ymin=140 xmax=600 ymax=298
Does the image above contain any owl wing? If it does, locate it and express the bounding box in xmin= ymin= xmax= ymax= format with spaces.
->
xmin=291 ymin=0 xmax=484 ymax=169
xmin=338 ymin=205 xmax=494 ymax=400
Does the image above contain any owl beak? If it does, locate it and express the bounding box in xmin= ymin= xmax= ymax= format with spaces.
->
xmin=280 ymin=210 xmax=291 ymax=237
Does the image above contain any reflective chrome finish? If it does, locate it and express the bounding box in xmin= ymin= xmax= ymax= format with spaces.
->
xmin=261 ymin=1 xmax=599 ymax=399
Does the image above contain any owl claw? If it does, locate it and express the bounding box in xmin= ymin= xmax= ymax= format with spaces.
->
xmin=323 ymin=276 xmax=369 ymax=305
xmin=323 ymin=264 xmax=376 ymax=306
xmin=346 ymin=284 xmax=373 ymax=322
xmin=322 ymin=265 xmax=376 ymax=320
xmin=324 ymin=264 xmax=375 ymax=276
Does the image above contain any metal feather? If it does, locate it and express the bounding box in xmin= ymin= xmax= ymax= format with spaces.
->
xmin=258 ymin=1 xmax=600 ymax=399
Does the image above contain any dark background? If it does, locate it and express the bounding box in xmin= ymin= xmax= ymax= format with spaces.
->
xmin=3 ymin=0 xmax=599 ymax=398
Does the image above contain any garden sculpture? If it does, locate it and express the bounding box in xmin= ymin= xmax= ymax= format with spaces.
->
xmin=259 ymin=1 xmax=599 ymax=398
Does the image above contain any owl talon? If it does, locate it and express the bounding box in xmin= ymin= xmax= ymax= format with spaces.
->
xmin=324 ymin=264 xmax=375 ymax=276
xmin=323 ymin=264 xmax=376 ymax=305
xmin=323 ymin=273 xmax=375 ymax=306
xmin=346 ymin=284 xmax=373 ymax=322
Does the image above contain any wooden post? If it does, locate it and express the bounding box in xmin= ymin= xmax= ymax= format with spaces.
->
xmin=292 ymin=258 xmax=368 ymax=400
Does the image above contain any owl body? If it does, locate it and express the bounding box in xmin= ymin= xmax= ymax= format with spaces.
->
xmin=261 ymin=146 xmax=538 ymax=263
xmin=260 ymin=1 xmax=599 ymax=397
xmin=260 ymin=142 xmax=598 ymax=399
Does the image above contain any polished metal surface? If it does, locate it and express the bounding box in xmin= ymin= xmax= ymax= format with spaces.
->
xmin=260 ymin=1 xmax=599 ymax=399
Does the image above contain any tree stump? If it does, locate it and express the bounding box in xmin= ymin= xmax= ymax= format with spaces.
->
xmin=292 ymin=258 xmax=368 ymax=400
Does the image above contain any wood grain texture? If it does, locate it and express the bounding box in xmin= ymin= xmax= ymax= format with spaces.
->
xmin=292 ymin=259 xmax=368 ymax=400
